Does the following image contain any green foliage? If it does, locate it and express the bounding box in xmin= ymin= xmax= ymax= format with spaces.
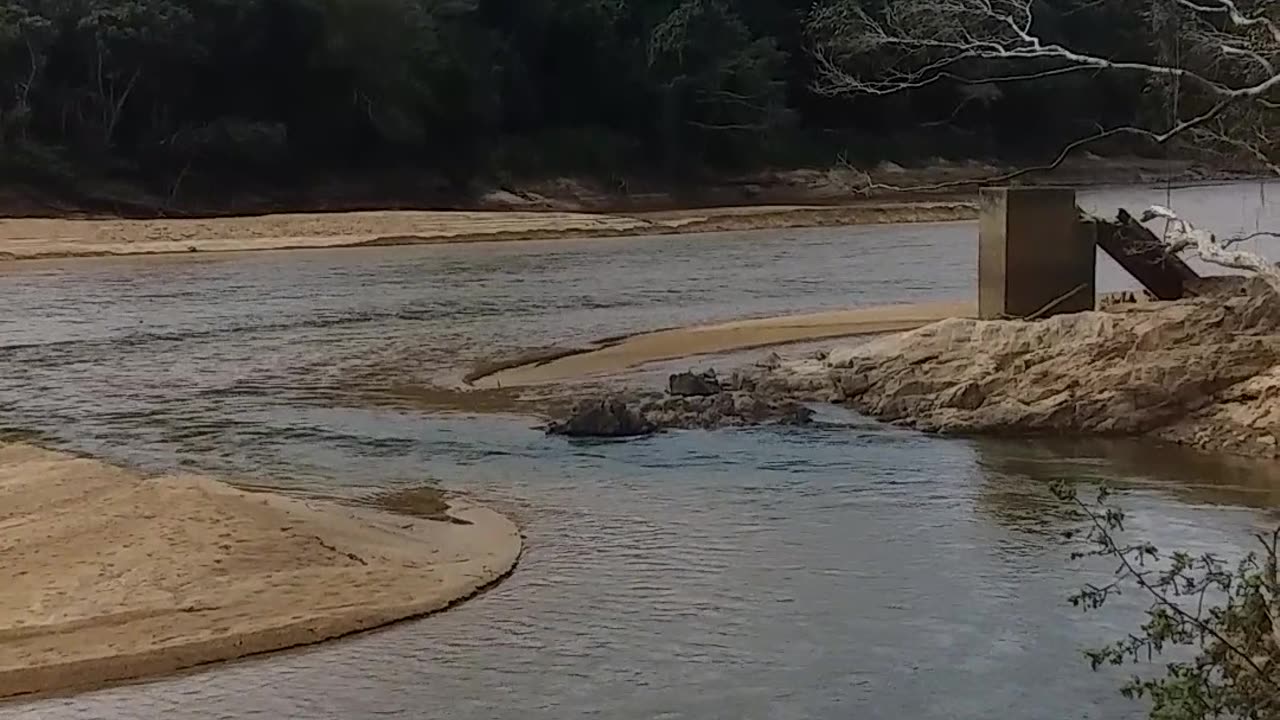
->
xmin=1052 ymin=481 xmax=1280 ymax=720
xmin=0 ymin=0 xmax=1161 ymax=182
xmin=648 ymin=0 xmax=792 ymax=167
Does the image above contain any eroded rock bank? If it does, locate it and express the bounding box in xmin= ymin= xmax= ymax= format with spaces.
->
xmin=0 ymin=443 xmax=521 ymax=698
xmin=743 ymin=279 xmax=1280 ymax=458
xmin=510 ymin=282 xmax=1280 ymax=456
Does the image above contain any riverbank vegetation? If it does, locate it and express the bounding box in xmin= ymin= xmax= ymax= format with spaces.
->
xmin=0 ymin=0 xmax=1184 ymax=206
xmin=1056 ymin=482 xmax=1280 ymax=720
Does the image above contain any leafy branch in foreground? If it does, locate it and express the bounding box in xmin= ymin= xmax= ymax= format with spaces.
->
xmin=1050 ymin=481 xmax=1280 ymax=719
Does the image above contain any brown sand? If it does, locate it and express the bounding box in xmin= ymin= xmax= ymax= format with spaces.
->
xmin=472 ymin=300 xmax=976 ymax=387
xmin=0 ymin=202 xmax=975 ymax=261
xmin=0 ymin=443 xmax=521 ymax=699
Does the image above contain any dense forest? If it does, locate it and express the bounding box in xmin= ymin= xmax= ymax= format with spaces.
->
xmin=0 ymin=0 xmax=1173 ymax=194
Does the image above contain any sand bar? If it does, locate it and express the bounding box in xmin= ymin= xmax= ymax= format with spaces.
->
xmin=473 ymin=300 xmax=976 ymax=387
xmin=0 ymin=443 xmax=521 ymax=699
xmin=0 ymin=202 xmax=975 ymax=261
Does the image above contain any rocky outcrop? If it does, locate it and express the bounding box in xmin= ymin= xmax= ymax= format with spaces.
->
xmin=644 ymin=391 xmax=813 ymax=429
xmin=549 ymin=281 xmax=1280 ymax=456
xmin=546 ymin=366 xmax=814 ymax=437
xmin=548 ymin=398 xmax=656 ymax=437
xmin=795 ymin=278 xmax=1280 ymax=457
xmin=723 ymin=353 xmax=837 ymax=402
xmin=668 ymin=370 xmax=722 ymax=397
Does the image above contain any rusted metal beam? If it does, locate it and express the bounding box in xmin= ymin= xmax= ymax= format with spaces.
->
xmin=1085 ymin=208 xmax=1200 ymax=300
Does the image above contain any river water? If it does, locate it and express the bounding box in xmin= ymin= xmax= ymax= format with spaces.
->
xmin=2 ymin=183 xmax=1280 ymax=719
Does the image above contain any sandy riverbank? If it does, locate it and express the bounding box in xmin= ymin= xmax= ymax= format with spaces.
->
xmin=471 ymin=300 xmax=976 ymax=388
xmin=0 ymin=443 xmax=521 ymax=699
xmin=0 ymin=202 xmax=974 ymax=261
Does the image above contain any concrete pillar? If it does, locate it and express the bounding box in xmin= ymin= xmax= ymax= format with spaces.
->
xmin=978 ymin=186 xmax=1094 ymax=320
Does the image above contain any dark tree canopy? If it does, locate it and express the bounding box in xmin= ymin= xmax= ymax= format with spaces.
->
xmin=0 ymin=0 xmax=1169 ymax=190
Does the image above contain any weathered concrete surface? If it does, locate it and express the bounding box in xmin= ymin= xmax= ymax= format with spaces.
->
xmin=978 ymin=187 xmax=1093 ymax=319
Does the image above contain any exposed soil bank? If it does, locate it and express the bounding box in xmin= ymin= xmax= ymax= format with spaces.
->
xmin=0 ymin=202 xmax=974 ymax=261
xmin=0 ymin=443 xmax=521 ymax=699
xmin=470 ymin=300 xmax=976 ymax=388
xmin=0 ymin=155 xmax=1248 ymax=219
xmin=3 ymin=155 xmax=1259 ymax=262
xmin=759 ymin=280 xmax=1280 ymax=459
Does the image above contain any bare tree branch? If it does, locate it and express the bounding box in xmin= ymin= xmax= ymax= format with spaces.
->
xmin=809 ymin=0 xmax=1263 ymax=96
xmin=1141 ymin=204 xmax=1280 ymax=289
xmin=834 ymin=99 xmax=1234 ymax=195
xmin=808 ymin=0 xmax=1280 ymax=177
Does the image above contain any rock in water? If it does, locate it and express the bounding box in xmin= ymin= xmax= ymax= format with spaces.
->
xmin=668 ymin=369 xmax=722 ymax=397
xmin=642 ymin=391 xmax=814 ymax=429
xmin=547 ymin=398 xmax=656 ymax=437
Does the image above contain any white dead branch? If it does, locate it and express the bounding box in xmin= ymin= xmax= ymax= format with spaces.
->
xmin=808 ymin=0 xmax=1280 ymax=180
xmin=1141 ymin=204 xmax=1280 ymax=288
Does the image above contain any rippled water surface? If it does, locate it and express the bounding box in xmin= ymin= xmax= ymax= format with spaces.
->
xmin=3 ymin=183 xmax=1280 ymax=719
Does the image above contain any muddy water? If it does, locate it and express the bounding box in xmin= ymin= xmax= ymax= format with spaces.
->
xmin=2 ymin=182 xmax=1280 ymax=719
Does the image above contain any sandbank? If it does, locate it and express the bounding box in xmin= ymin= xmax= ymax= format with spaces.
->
xmin=472 ymin=300 xmax=976 ymax=387
xmin=0 ymin=202 xmax=975 ymax=261
xmin=0 ymin=443 xmax=521 ymax=699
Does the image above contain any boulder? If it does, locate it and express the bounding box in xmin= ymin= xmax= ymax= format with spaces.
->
xmin=726 ymin=360 xmax=834 ymax=401
xmin=547 ymin=398 xmax=656 ymax=438
xmin=668 ymin=369 xmax=722 ymax=397
xmin=643 ymin=391 xmax=813 ymax=430
xmin=546 ymin=388 xmax=815 ymax=437
xmin=759 ymin=351 xmax=785 ymax=369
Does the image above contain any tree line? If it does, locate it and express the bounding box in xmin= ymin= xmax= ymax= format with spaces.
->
xmin=0 ymin=0 xmax=1170 ymax=188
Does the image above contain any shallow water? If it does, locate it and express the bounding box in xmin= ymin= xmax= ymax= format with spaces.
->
xmin=2 ymin=182 xmax=1280 ymax=718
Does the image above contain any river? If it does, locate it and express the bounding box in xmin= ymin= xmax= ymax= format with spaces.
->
xmin=2 ymin=182 xmax=1279 ymax=719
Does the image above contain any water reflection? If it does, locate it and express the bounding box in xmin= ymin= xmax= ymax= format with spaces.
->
xmin=0 ymin=182 xmax=1278 ymax=718
xmin=975 ymin=437 xmax=1280 ymax=516
xmin=7 ymin=419 xmax=1261 ymax=720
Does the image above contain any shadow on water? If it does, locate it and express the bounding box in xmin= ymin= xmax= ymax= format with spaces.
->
xmin=971 ymin=436 xmax=1280 ymax=540
xmin=978 ymin=437 xmax=1280 ymax=508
